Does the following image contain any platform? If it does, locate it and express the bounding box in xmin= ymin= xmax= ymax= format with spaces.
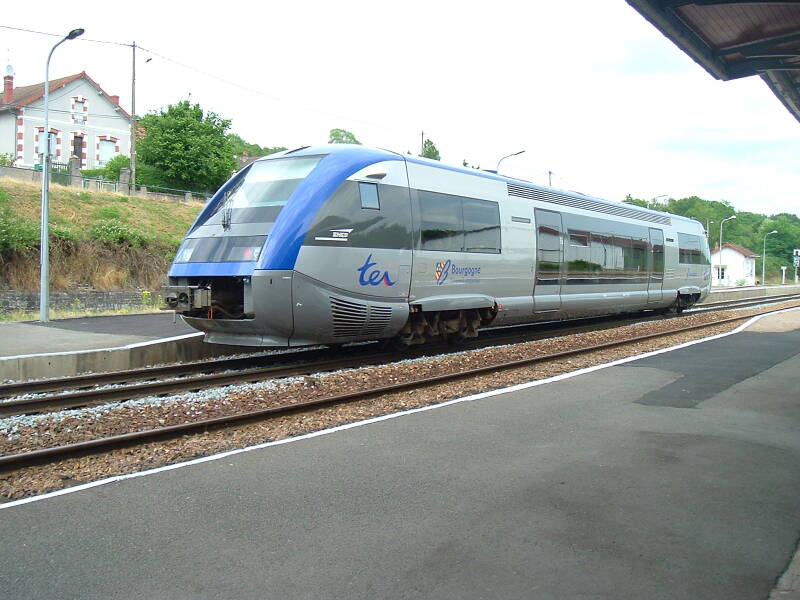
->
xmin=0 ymin=313 xmax=197 ymax=358
xmin=0 ymin=314 xmax=242 ymax=382
xmin=1 ymin=308 xmax=798 ymax=599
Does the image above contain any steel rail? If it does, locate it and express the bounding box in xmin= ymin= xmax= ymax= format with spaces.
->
xmin=2 ymin=295 xmax=798 ymax=418
xmin=0 ymin=348 xmax=332 ymax=398
xmin=0 ymin=353 xmax=396 ymax=417
xmin=1 ymin=304 xmax=795 ymax=472
xmin=4 ymin=290 xmax=796 ymax=399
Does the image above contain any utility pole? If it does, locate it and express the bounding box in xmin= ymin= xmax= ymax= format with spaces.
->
xmin=547 ymin=170 xmax=553 ymax=186
xmin=130 ymin=41 xmax=136 ymax=193
xmin=420 ymin=131 xmax=424 ymax=156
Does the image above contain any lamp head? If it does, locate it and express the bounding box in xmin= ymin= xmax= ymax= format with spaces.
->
xmin=769 ymin=230 xmax=778 ymax=234
xmin=730 ymin=215 xmax=737 ymax=220
xmin=66 ymin=28 xmax=85 ymax=40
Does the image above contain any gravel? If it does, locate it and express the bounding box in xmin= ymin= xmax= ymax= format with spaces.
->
xmin=1 ymin=302 xmax=797 ymax=501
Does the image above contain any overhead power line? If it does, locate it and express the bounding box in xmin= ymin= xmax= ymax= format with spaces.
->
xmin=3 ymin=24 xmax=416 ymax=140
xmin=0 ymin=25 xmax=130 ymax=47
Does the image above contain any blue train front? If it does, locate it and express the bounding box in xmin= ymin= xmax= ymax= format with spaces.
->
xmin=164 ymin=145 xmax=423 ymax=346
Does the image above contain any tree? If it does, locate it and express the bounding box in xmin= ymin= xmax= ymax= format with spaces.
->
xmin=329 ymin=128 xmax=361 ymax=144
xmin=227 ymin=133 xmax=286 ymax=158
xmin=420 ymin=138 xmax=440 ymax=161
xmin=137 ymin=100 xmax=237 ymax=193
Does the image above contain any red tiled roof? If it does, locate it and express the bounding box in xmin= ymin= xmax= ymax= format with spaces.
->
xmin=713 ymin=243 xmax=758 ymax=258
xmin=3 ymin=71 xmax=131 ymax=120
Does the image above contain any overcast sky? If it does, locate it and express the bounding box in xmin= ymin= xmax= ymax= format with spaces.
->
xmin=3 ymin=1 xmax=798 ymax=216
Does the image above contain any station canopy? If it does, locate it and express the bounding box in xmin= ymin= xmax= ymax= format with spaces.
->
xmin=627 ymin=1 xmax=800 ymax=123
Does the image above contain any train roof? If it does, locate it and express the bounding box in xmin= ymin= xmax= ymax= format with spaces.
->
xmin=255 ymin=144 xmax=699 ymax=227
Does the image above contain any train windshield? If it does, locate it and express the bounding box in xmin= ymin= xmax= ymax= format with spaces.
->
xmin=199 ymin=156 xmax=323 ymax=226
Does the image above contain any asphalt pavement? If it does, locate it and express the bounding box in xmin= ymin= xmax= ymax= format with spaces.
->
xmin=0 ymin=310 xmax=798 ymax=599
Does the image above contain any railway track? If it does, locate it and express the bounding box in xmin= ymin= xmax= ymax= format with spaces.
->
xmin=1 ymin=300 xmax=797 ymax=472
xmin=1 ymin=292 xmax=798 ymax=420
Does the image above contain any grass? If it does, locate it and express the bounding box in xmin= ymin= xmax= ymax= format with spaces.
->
xmin=0 ymin=305 xmax=165 ymax=322
xmin=0 ymin=177 xmax=203 ymax=249
xmin=0 ymin=177 xmax=205 ymax=291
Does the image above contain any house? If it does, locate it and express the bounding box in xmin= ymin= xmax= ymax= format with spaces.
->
xmin=0 ymin=67 xmax=132 ymax=170
xmin=710 ymin=243 xmax=758 ymax=287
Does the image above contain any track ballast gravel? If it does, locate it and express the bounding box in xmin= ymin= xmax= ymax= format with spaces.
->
xmin=1 ymin=302 xmax=797 ymax=501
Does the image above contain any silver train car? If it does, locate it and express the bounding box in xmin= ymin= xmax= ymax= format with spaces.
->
xmin=164 ymin=145 xmax=711 ymax=347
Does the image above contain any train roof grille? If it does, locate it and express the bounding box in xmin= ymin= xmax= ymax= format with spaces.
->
xmin=507 ymin=183 xmax=672 ymax=226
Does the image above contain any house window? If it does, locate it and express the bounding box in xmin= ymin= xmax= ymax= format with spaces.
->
xmin=73 ymin=101 xmax=85 ymax=125
xmin=98 ymin=139 xmax=116 ymax=166
xmin=46 ymin=132 xmax=57 ymax=156
xmin=716 ymin=266 xmax=726 ymax=280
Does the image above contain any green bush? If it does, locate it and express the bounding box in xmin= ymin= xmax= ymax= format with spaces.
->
xmin=80 ymin=168 xmax=106 ymax=178
xmin=90 ymin=219 xmax=146 ymax=247
xmin=0 ymin=208 xmax=38 ymax=252
xmin=104 ymin=155 xmax=131 ymax=181
xmin=50 ymin=223 xmax=79 ymax=242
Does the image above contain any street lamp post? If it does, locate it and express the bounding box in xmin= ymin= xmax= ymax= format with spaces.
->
xmin=706 ymin=219 xmax=714 ymax=238
xmin=495 ymin=150 xmax=525 ymax=174
xmin=40 ymin=27 xmax=84 ymax=322
xmin=717 ymin=215 xmax=736 ymax=287
xmin=762 ymin=230 xmax=778 ymax=286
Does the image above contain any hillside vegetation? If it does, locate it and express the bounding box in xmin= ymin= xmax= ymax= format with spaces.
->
xmin=0 ymin=178 xmax=204 ymax=292
xmin=625 ymin=195 xmax=800 ymax=283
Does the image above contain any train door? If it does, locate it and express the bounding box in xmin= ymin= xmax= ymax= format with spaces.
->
xmin=533 ymin=208 xmax=563 ymax=312
xmin=647 ymin=228 xmax=664 ymax=303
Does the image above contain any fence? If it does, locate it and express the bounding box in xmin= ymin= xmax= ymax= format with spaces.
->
xmin=0 ymin=164 xmax=209 ymax=203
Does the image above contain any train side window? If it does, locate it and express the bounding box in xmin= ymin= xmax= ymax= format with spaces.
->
xmin=678 ymin=233 xmax=709 ymax=265
xmin=463 ymin=198 xmax=501 ymax=253
xmin=359 ymin=182 xmax=380 ymax=210
xmin=419 ymin=190 xmax=464 ymax=252
xmin=568 ymin=231 xmax=589 ymax=247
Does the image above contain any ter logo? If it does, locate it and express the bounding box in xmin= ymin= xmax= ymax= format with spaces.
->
xmin=357 ymin=254 xmax=396 ymax=287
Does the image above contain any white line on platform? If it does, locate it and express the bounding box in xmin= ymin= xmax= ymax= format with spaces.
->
xmin=2 ymin=306 xmax=798 ymax=510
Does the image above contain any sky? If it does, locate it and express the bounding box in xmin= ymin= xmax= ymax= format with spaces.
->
xmin=2 ymin=1 xmax=798 ymax=216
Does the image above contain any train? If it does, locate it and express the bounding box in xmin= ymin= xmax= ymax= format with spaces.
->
xmin=163 ymin=144 xmax=711 ymax=347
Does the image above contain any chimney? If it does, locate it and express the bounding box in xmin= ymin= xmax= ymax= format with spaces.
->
xmin=3 ymin=72 xmax=12 ymax=105
xmin=110 ymin=95 xmax=119 ymax=105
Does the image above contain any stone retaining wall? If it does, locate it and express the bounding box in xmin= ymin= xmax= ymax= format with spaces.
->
xmin=0 ymin=290 xmax=149 ymax=314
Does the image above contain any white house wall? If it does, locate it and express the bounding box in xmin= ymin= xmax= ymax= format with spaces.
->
xmin=0 ymin=115 xmax=14 ymax=158
xmin=710 ymin=247 xmax=757 ymax=287
xmin=14 ymin=78 xmax=130 ymax=169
